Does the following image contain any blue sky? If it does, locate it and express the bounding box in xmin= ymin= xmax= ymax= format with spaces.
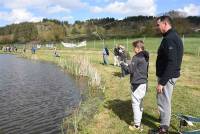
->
xmin=0 ymin=0 xmax=200 ymax=27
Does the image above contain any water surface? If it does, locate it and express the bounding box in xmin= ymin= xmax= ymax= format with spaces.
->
xmin=0 ymin=54 xmax=86 ymax=134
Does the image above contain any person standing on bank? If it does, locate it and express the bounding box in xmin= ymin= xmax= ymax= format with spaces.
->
xmin=113 ymin=45 xmax=120 ymax=66
xmin=102 ymin=46 xmax=109 ymax=65
xmin=155 ymin=16 xmax=183 ymax=134
xmin=118 ymin=45 xmax=131 ymax=78
xmin=120 ymin=40 xmax=149 ymax=131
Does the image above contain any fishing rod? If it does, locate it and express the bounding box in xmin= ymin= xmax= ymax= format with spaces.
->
xmin=91 ymin=21 xmax=122 ymax=55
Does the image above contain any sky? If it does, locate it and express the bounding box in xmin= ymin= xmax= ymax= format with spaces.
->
xmin=0 ymin=0 xmax=200 ymax=27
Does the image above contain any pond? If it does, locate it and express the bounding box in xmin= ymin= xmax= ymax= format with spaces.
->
xmin=0 ymin=54 xmax=87 ymax=134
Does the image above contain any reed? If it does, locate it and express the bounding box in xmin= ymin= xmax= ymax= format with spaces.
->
xmin=58 ymin=56 xmax=104 ymax=133
xmin=54 ymin=55 xmax=103 ymax=134
xmin=57 ymin=55 xmax=101 ymax=88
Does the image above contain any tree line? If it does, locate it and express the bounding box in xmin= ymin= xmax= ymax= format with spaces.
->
xmin=0 ymin=12 xmax=200 ymax=44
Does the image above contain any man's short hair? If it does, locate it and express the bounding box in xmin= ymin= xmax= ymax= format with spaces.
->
xmin=157 ymin=15 xmax=173 ymax=26
xmin=132 ymin=40 xmax=144 ymax=50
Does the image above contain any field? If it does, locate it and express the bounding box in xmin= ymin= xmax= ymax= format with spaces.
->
xmin=56 ymin=37 xmax=200 ymax=55
xmin=1 ymin=37 xmax=200 ymax=134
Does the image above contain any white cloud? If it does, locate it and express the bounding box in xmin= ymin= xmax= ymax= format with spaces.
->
xmin=178 ymin=4 xmax=200 ymax=16
xmin=90 ymin=0 xmax=156 ymax=16
xmin=105 ymin=1 xmax=131 ymax=14
xmin=53 ymin=0 xmax=87 ymax=9
xmin=0 ymin=0 xmax=86 ymax=15
xmin=47 ymin=5 xmax=70 ymax=14
xmin=61 ymin=16 xmax=74 ymax=21
xmin=2 ymin=0 xmax=46 ymax=9
xmin=0 ymin=9 xmax=42 ymax=24
xmin=0 ymin=0 xmax=87 ymax=25
xmin=92 ymin=6 xmax=104 ymax=13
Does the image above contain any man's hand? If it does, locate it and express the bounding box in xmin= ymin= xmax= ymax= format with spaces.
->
xmin=156 ymin=84 xmax=164 ymax=93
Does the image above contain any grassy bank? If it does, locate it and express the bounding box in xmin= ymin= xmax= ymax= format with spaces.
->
xmin=0 ymin=37 xmax=199 ymax=134
xmin=53 ymin=49 xmax=199 ymax=134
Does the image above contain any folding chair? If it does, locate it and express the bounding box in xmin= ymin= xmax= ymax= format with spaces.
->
xmin=175 ymin=114 xmax=200 ymax=134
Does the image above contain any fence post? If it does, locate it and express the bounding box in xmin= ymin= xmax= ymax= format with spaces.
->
xmin=93 ymin=40 xmax=95 ymax=49
xmin=182 ymin=34 xmax=185 ymax=46
xmin=143 ymin=36 xmax=146 ymax=42
xmin=103 ymin=39 xmax=105 ymax=48
xmin=114 ymin=38 xmax=116 ymax=48
xmin=126 ymin=38 xmax=129 ymax=51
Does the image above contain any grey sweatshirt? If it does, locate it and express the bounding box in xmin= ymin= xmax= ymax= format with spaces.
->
xmin=121 ymin=51 xmax=149 ymax=84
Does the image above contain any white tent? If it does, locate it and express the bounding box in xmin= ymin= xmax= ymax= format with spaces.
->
xmin=76 ymin=41 xmax=87 ymax=47
xmin=37 ymin=44 xmax=41 ymax=49
xmin=61 ymin=41 xmax=87 ymax=48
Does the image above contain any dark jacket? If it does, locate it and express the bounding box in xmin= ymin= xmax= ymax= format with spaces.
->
xmin=119 ymin=49 xmax=131 ymax=62
xmin=121 ymin=51 xmax=149 ymax=84
xmin=105 ymin=47 xmax=109 ymax=55
xmin=156 ymin=29 xmax=183 ymax=85
xmin=114 ymin=47 xmax=120 ymax=56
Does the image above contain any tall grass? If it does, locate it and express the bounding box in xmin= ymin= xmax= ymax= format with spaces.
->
xmin=54 ymin=55 xmax=104 ymax=134
xmin=57 ymin=55 xmax=101 ymax=88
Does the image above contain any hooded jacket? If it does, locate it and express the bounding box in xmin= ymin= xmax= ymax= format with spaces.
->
xmin=121 ymin=50 xmax=149 ymax=84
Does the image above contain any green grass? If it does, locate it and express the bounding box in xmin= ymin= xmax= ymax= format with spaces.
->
xmin=75 ymin=51 xmax=200 ymax=134
xmin=20 ymin=49 xmax=198 ymax=134
xmin=53 ymin=37 xmax=200 ymax=56
xmin=3 ymin=37 xmax=199 ymax=55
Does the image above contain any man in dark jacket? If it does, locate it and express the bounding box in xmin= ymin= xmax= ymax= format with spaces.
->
xmin=121 ymin=40 xmax=149 ymax=131
xmin=155 ymin=16 xmax=183 ymax=134
xmin=113 ymin=45 xmax=120 ymax=66
xmin=118 ymin=45 xmax=131 ymax=78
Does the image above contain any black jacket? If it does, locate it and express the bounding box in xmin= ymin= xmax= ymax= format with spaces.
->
xmin=121 ymin=51 xmax=149 ymax=84
xmin=156 ymin=29 xmax=183 ymax=85
xmin=114 ymin=47 xmax=120 ymax=56
xmin=118 ymin=49 xmax=131 ymax=62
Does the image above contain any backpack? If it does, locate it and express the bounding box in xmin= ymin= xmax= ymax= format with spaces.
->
xmin=105 ymin=48 xmax=109 ymax=55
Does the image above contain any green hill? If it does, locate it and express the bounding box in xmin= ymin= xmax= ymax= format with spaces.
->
xmin=0 ymin=15 xmax=200 ymax=45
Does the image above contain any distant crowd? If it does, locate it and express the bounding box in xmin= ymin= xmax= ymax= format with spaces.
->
xmin=102 ymin=44 xmax=131 ymax=78
xmin=2 ymin=46 xmax=18 ymax=52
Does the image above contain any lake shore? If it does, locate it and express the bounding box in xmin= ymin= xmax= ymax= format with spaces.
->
xmin=1 ymin=47 xmax=200 ymax=134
